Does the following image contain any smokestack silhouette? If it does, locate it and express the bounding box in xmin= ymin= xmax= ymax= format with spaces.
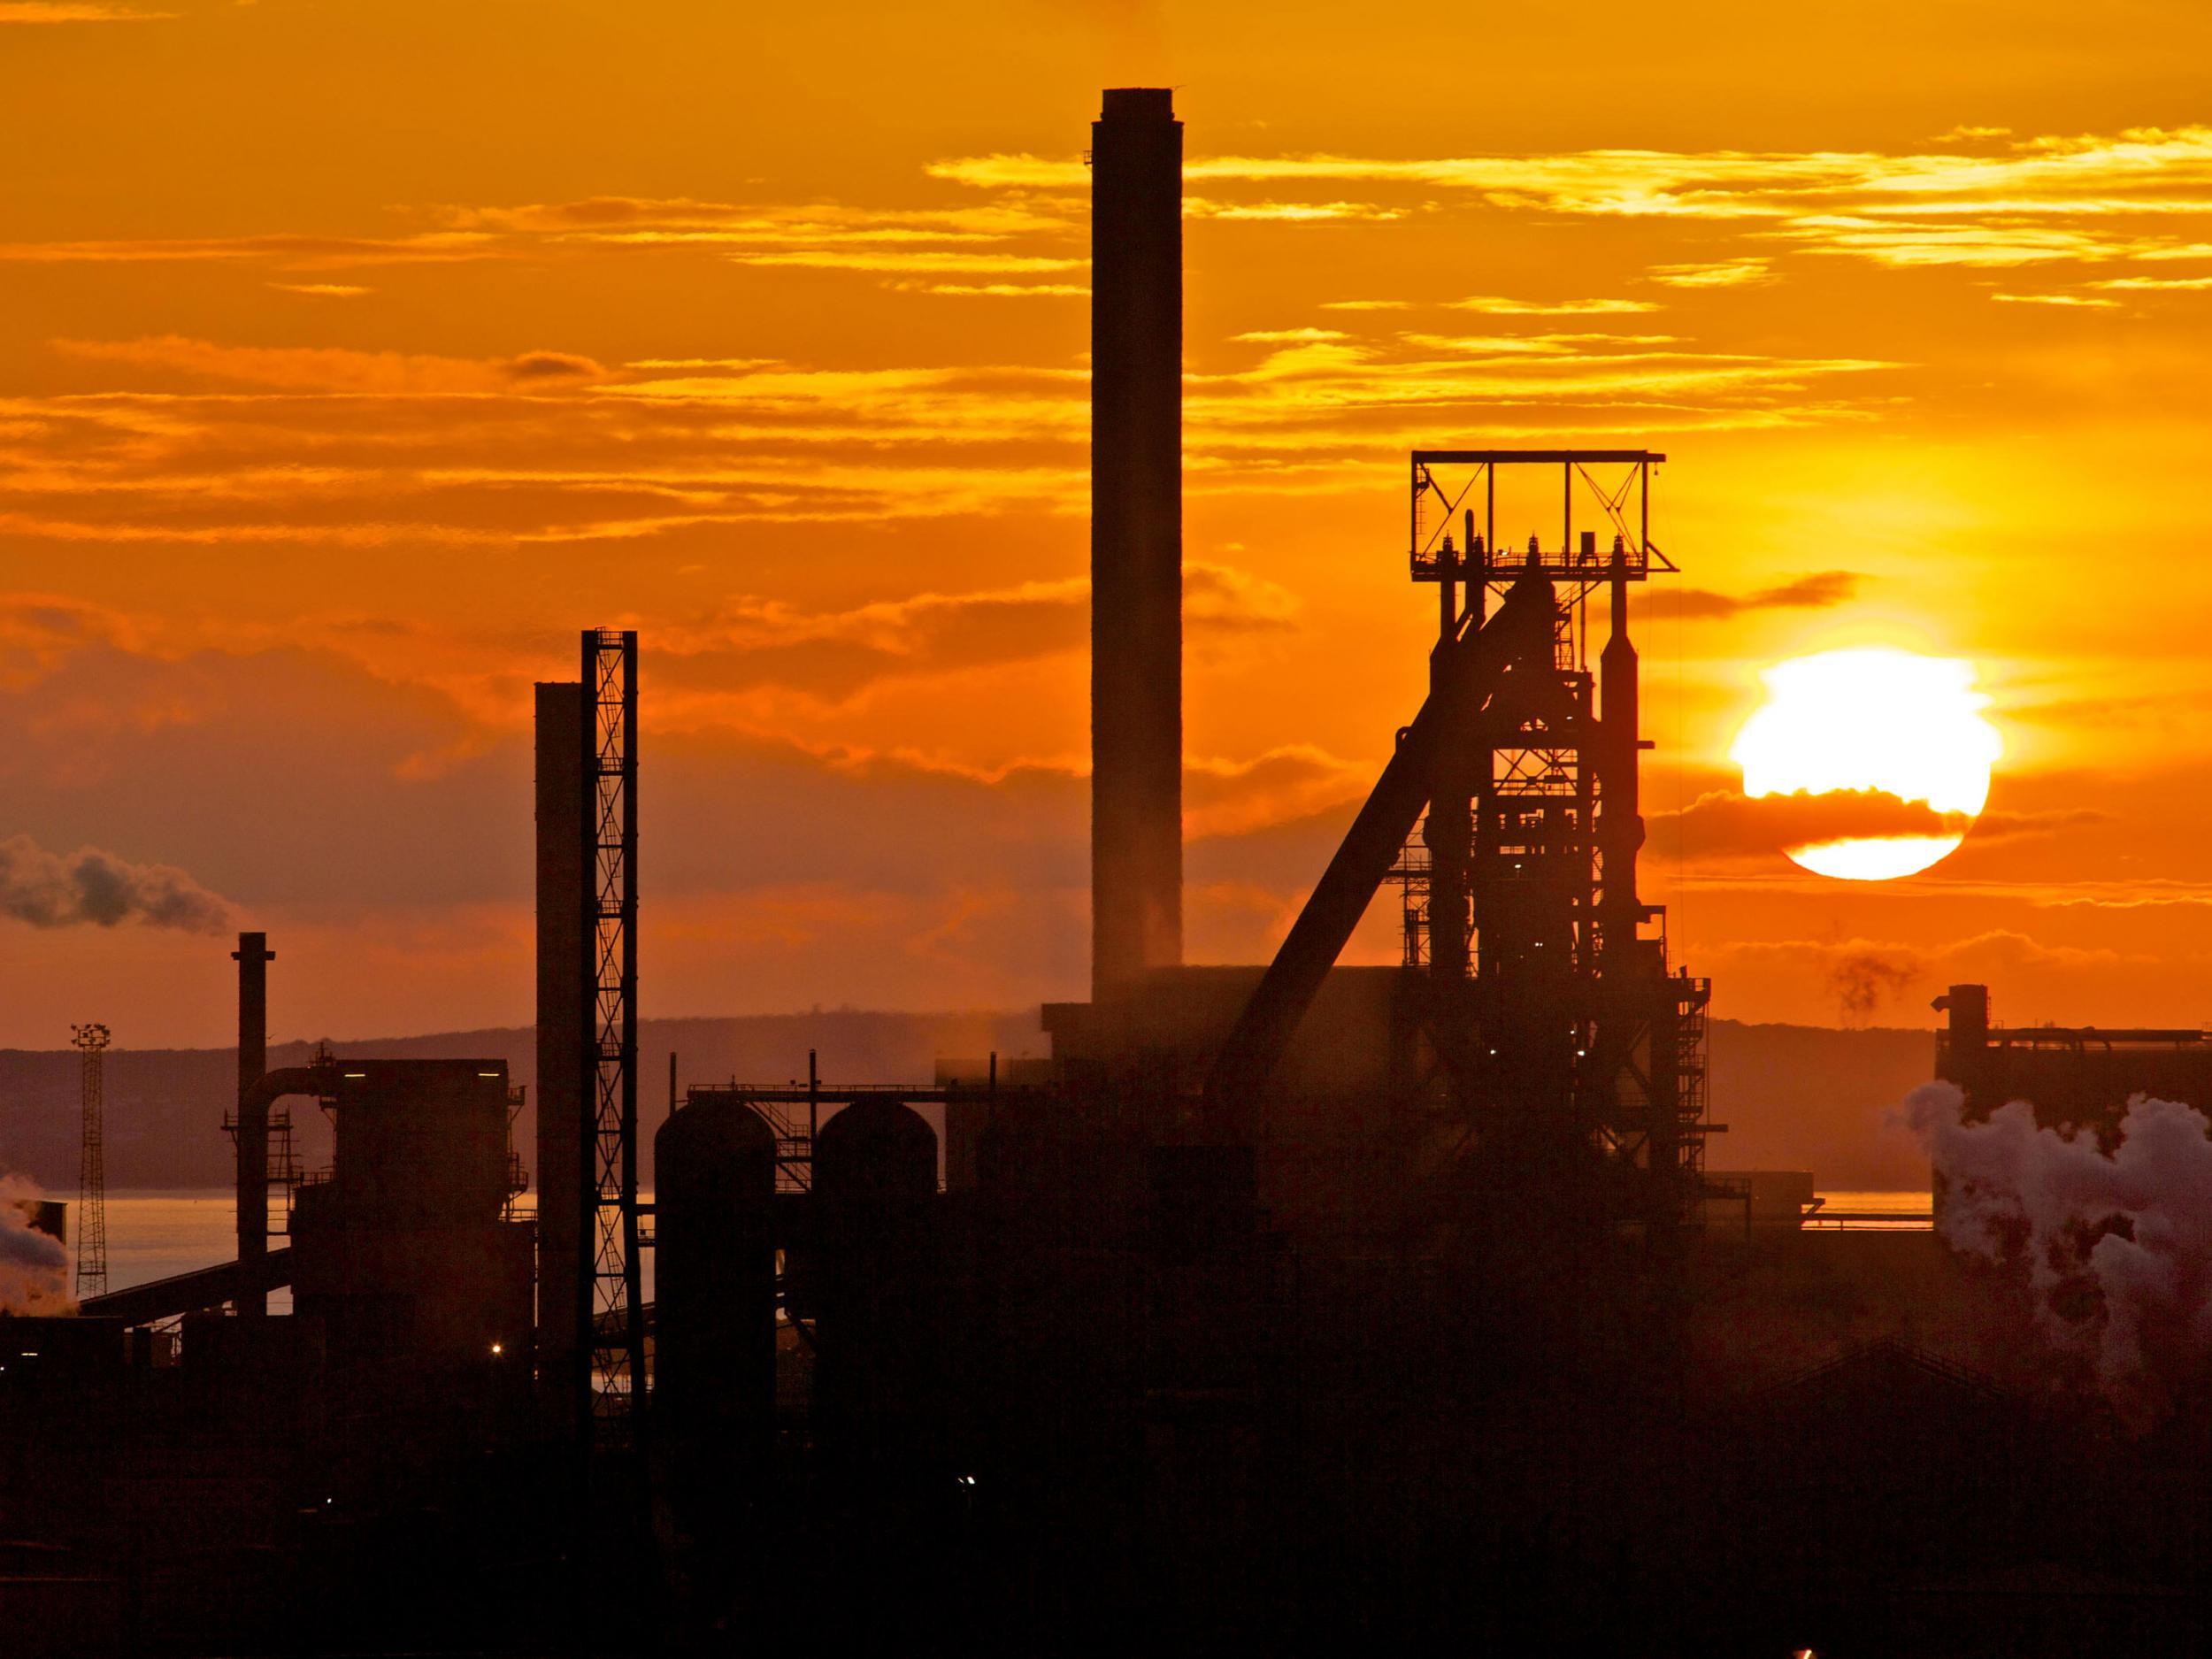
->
xmin=534 ymin=680 xmax=588 ymax=1440
xmin=233 ymin=930 xmax=273 ymax=1316
xmin=1090 ymin=86 xmax=1183 ymax=995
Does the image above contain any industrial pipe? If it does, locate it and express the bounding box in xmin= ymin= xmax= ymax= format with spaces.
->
xmin=235 ymin=1062 xmax=336 ymax=1307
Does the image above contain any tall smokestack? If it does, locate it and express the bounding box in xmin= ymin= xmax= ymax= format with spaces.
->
xmin=534 ymin=680 xmax=588 ymax=1440
xmin=1091 ymin=85 xmax=1184 ymax=996
xmin=233 ymin=930 xmax=273 ymax=1317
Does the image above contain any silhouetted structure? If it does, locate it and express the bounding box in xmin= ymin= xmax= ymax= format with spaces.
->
xmin=1936 ymin=980 xmax=2212 ymax=1133
xmin=653 ymin=1094 xmax=776 ymax=1482
xmin=288 ymin=1059 xmax=532 ymax=1370
xmin=70 ymin=1022 xmax=109 ymax=1301
xmin=533 ymin=631 xmax=645 ymax=1458
xmin=231 ymin=932 xmax=274 ymax=1316
xmin=534 ymin=677 xmax=588 ymax=1440
xmin=14 ymin=85 xmax=2212 ymax=1659
xmin=583 ymin=629 xmax=645 ymax=1445
xmin=1090 ymin=85 xmax=1183 ymax=994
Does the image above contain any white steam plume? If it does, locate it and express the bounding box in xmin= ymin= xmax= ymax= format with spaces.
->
xmin=0 ymin=832 xmax=231 ymax=933
xmin=1904 ymin=1081 xmax=2212 ymax=1428
xmin=1 ymin=1175 xmax=74 ymax=1314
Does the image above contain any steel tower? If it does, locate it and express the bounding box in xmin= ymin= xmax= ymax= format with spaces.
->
xmin=1205 ymin=451 xmax=1710 ymax=1247
xmin=71 ymin=1022 xmax=111 ymax=1301
xmin=583 ymin=628 xmax=644 ymax=1438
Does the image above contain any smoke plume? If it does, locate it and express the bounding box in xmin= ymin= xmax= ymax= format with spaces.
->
xmin=1904 ymin=1081 xmax=2212 ymax=1427
xmin=1828 ymin=949 xmax=1918 ymax=1025
xmin=0 ymin=1175 xmax=73 ymax=1314
xmin=0 ymin=833 xmax=230 ymax=933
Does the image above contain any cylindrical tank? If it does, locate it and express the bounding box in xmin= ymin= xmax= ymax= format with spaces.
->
xmin=653 ymin=1096 xmax=778 ymax=1470
xmin=810 ymin=1098 xmax=938 ymax=1463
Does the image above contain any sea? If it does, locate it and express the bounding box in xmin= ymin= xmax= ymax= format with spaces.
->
xmin=87 ymin=1185 xmax=1932 ymax=1308
xmin=90 ymin=1191 xmax=651 ymax=1310
xmin=1807 ymin=1189 xmax=1936 ymax=1230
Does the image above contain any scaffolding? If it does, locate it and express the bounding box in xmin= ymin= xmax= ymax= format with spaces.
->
xmin=583 ymin=628 xmax=645 ymax=1439
xmin=70 ymin=1022 xmax=110 ymax=1302
xmin=1210 ymin=450 xmax=1713 ymax=1241
xmin=1400 ymin=451 xmax=1711 ymax=1237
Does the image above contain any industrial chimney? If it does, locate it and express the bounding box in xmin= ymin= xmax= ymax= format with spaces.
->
xmin=1090 ymin=86 xmax=1184 ymax=996
xmin=233 ymin=930 xmax=273 ymax=1317
xmin=534 ymin=678 xmax=588 ymax=1440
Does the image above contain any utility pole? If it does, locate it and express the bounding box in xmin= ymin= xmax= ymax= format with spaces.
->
xmin=71 ymin=1022 xmax=111 ymax=1302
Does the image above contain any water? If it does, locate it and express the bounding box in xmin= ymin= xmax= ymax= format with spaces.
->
xmin=92 ymin=1190 xmax=659 ymax=1310
xmin=88 ymin=1188 xmax=1934 ymax=1310
xmin=1809 ymin=1189 xmax=1935 ymax=1230
xmin=101 ymin=1190 xmax=247 ymax=1291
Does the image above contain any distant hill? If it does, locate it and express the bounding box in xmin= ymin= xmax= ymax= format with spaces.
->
xmin=0 ymin=1009 xmax=1048 ymax=1194
xmin=0 ymin=1011 xmax=1937 ymax=1195
xmin=1706 ymin=1019 xmax=1935 ymax=1190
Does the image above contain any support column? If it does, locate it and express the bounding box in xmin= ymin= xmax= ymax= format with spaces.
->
xmin=535 ymin=680 xmax=588 ymax=1439
xmin=232 ymin=931 xmax=273 ymax=1317
xmin=1090 ymin=85 xmax=1185 ymax=995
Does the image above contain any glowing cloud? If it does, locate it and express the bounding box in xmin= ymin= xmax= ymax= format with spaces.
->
xmin=1731 ymin=649 xmax=2002 ymax=880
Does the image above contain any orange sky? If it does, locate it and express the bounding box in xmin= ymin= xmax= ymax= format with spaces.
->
xmin=4 ymin=0 xmax=2212 ymax=1046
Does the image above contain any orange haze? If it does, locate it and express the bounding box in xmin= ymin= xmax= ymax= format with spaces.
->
xmin=4 ymin=1 xmax=2212 ymax=1045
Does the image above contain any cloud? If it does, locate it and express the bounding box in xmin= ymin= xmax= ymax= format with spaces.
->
xmin=0 ymin=233 xmax=497 ymax=268
xmin=51 ymin=335 xmax=607 ymax=393
xmin=1185 ymin=198 xmax=1405 ymax=222
xmin=2091 ymin=274 xmax=2212 ymax=291
xmin=1993 ymin=292 xmax=2124 ymax=308
xmin=1653 ymin=788 xmax=2104 ymax=861
xmin=268 ymin=283 xmax=373 ymax=298
xmin=932 ymin=126 xmax=2212 ymax=273
xmin=1646 ymin=259 xmax=1775 ymax=288
xmin=1969 ymin=807 xmax=2112 ymax=840
xmin=1399 ymin=331 xmax=1680 ymax=356
xmin=1185 ymin=335 xmax=1892 ymax=429
xmin=1766 ymin=217 xmax=2212 ymax=270
xmin=1 ymin=302 xmax=1893 ymax=564
xmin=1448 ymin=295 xmax=1662 ymax=316
xmin=1663 ymin=569 xmax=1862 ymax=618
xmin=1700 ymin=929 xmax=2132 ymax=1030
xmin=0 ymin=833 xmax=232 ymax=933
xmin=729 ymin=250 xmax=1085 ymax=275
xmin=0 ymin=594 xmax=146 ymax=688
xmin=653 ymin=561 xmax=1297 ymax=703
xmin=1182 ymin=562 xmax=1300 ymax=631
xmin=1184 ymin=746 xmax=1369 ymax=838
xmin=883 ymin=281 xmax=1088 ymax=297
xmin=449 ymin=197 xmax=1070 ymax=239
xmin=0 ymin=2 xmax=170 ymax=19
xmin=1657 ymin=787 xmax=1970 ymax=858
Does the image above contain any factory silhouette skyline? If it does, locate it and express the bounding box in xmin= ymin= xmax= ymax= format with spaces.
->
xmin=7 ymin=85 xmax=2212 ymax=1659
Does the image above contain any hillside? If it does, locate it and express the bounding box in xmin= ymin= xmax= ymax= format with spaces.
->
xmin=0 ymin=1009 xmax=1047 ymax=1194
xmin=0 ymin=1012 xmax=1938 ymax=1195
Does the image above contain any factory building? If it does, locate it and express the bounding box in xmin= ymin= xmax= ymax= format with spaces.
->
xmin=12 ymin=84 xmax=2211 ymax=1659
xmin=1936 ymin=980 xmax=2212 ymax=1132
xmin=288 ymin=1060 xmax=532 ymax=1371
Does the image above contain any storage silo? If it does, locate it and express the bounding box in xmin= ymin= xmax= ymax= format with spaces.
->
xmin=811 ymin=1098 xmax=938 ymax=1464
xmin=653 ymin=1094 xmax=778 ymax=1470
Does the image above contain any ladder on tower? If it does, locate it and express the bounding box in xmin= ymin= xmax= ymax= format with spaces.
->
xmin=70 ymin=1023 xmax=111 ymax=1302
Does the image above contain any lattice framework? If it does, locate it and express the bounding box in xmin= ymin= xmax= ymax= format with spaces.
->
xmin=583 ymin=629 xmax=644 ymax=1435
xmin=71 ymin=1022 xmax=111 ymax=1301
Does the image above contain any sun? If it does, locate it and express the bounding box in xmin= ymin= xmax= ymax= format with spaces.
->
xmin=1730 ymin=648 xmax=2001 ymax=881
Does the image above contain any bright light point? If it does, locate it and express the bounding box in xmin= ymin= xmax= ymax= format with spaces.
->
xmin=1731 ymin=648 xmax=2001 ymax=881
